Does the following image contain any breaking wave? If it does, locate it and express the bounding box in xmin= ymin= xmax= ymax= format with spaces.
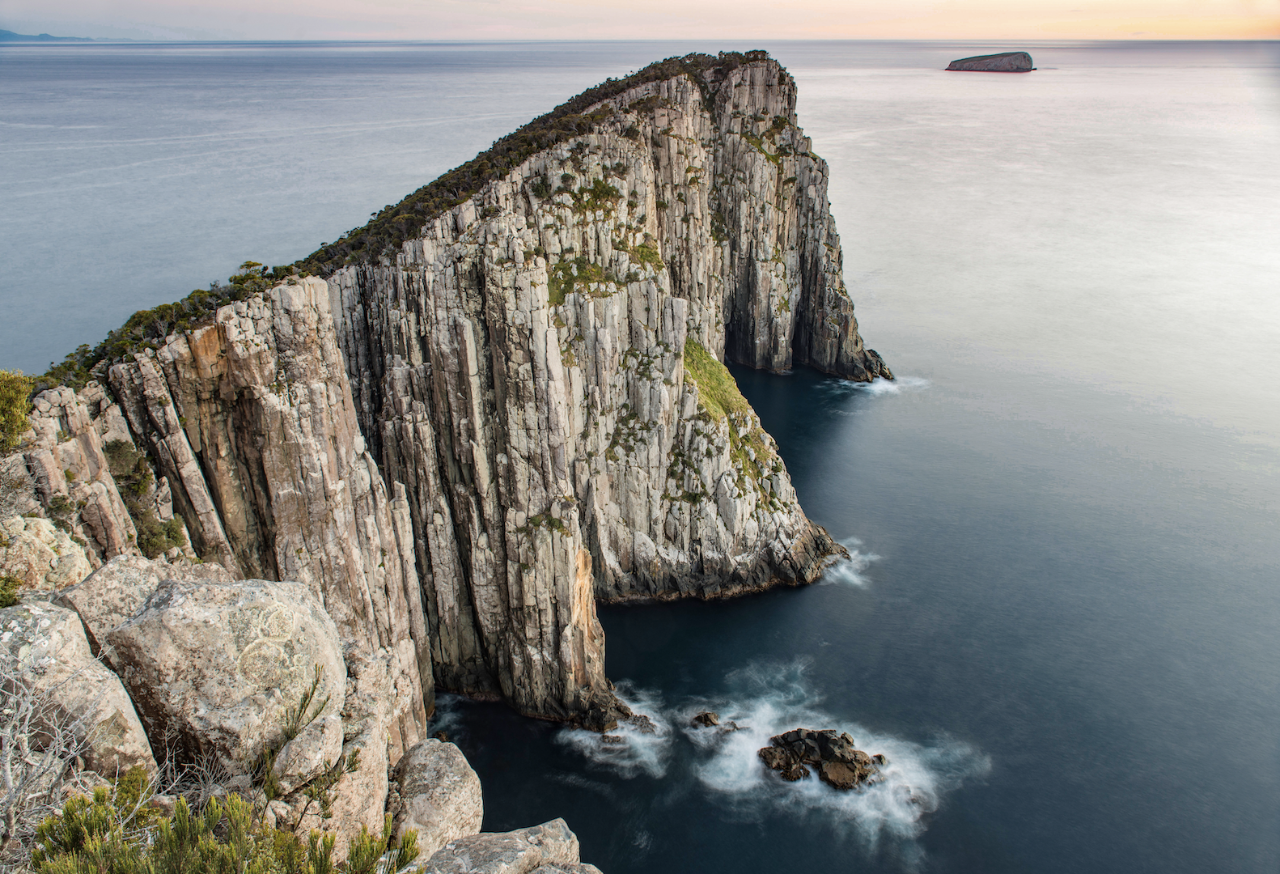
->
xmin=555 ymin=683 xmax=673 ymax=779
xmin=555 ymin=662 xmax=988 ymax=858
xmin=817 ymin=375 xmax=931 ymax=399
xmin=821 ymin=537 xmax=880 ymax=587
xmin=685 ymin=660 xmax=989 ymax=851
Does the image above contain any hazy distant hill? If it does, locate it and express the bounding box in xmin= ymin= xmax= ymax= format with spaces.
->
xmin=0 ymin=29 xmax=94 ymax=42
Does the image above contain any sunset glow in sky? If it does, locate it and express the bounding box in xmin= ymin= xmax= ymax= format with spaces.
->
xmin=4 ymin=0 xmax=1278 ymax=41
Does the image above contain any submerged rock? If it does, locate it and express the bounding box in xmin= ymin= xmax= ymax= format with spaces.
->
xmin=946 ymin=51 xmax=1034 ymax=72
xmin=757 ymin=727 xmax=885 ymax=790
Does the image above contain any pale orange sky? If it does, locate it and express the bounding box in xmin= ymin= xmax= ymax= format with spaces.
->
xmin=3 ymin=0 xmax=1277 ymax=41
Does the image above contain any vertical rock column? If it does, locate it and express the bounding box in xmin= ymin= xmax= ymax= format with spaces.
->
xmin=110 ymin=278 xmax=433 ymax=755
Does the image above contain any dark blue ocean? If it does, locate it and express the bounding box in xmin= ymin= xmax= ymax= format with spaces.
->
xmin=2 ymin=40 xmax=1279 ymax=873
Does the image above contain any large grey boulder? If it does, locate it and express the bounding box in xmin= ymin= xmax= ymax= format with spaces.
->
xmin=0 ymin=602 xmax=156 ymax=777
xmin=409 ymin=819 xmax=601 ymax=874
xmin=54 ymin=554 xmax=233 ymax=655
xmin=0 ymin=516 xmax=92 ymax=593
xmin=391 ymin=739 xmax=483 ymax=856
xmin=105 ymin=577 xmax=345 ymax=771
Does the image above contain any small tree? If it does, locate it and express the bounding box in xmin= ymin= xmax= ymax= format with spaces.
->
xmin=0 ymin=370 xmax=33 ymax=455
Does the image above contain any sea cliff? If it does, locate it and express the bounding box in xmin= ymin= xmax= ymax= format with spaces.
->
xmin=2 ymin=50 xmax=889 ymax=870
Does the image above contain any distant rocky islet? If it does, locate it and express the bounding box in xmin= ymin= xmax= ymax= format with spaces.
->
xmin=947 ymin=51 xmax=1035 ymax=72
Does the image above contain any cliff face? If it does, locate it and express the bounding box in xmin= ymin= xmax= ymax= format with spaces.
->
xmin=322 ymin=57 xmax=886 ymax=716
xmin=23 ymin=54 xmax=888 ymax=728
xmin=106 ymin=281 xmax=432 ymax=755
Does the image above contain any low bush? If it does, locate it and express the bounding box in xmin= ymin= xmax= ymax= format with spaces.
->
xmin=32 ymin=786 xmax=418 ymax=874
xmin=0 ymin=370 xmax=32 ymax=454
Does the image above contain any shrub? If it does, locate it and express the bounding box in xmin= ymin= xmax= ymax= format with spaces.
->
xmin=0 ymin=663 xmax=92 ymax=869
xmin=682 ymin=340 xmax=752 ymax=420
xmin=31 ymin=789 xmax=418 ymax=874
xmin=104 ymin=440 xmax=185 ymax=559
xmin=0 ymin=574 xmax=19 ymax=608
xmin=0 ymin=370 xmax=32 ymax=455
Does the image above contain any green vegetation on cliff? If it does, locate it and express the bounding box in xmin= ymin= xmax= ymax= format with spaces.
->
xmin=0 ymin=370 xmax=33 ymax=453
xmin=682 ymin=339 xmax=752 ymax=420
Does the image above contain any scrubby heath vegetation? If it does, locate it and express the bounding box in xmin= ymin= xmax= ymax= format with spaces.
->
xmin=295 ymin=51 xmax=769 ymax=276
xmin=33 ymin=51 xmax=773 ymax=393
xmin=102 ymin=441 xmax=186 ymax=559
xmin=0 ymin=370 xmax=33 ymax=454
xmin=28 ymin=779 xmax=417 ymax=874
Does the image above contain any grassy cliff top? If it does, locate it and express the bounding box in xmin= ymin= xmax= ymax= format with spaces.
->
xmin=38 ymin=51 xmax=777 ymax=393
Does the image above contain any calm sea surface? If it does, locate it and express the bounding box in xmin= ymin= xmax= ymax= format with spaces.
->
xmin=3 ymin=40 xmax=1279 ymax=873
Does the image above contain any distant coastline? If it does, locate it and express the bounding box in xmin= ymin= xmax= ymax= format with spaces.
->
xmin=0 ymin=28 xmax=127 ymax=42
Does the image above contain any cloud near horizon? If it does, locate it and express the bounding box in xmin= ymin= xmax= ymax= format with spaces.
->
xmin=3 ymin=0 xmax=1278 ymax=42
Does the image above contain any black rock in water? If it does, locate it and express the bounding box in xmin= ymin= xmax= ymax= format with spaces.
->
xmin=757 ymin=728 xmax=886 ymax=790
xmin=946 ymin=51 xmax=1034 ymax=72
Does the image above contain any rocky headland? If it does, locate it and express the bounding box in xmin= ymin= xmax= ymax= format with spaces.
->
xmin=946 ymin=51 xmax=1035 ymax=72
xmin=1 ymin=51 xmax=890 ymax=872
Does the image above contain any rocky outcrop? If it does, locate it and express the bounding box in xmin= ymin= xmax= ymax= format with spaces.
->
xmin=408 ymin=819 xmax=601 ymax=874
xmin=757 ymin=728 xmax=885 ymax=789
xmin=47 ymin=52 xmax=885 ymax=731
xmin=0 ymin=516 xmax=92 ymax=592
xmin=316 ymin=53 xmax=880 ymax=718
xmin=946 ymin=52 xmax=1034 ymax=72
xmin=0 ymin=602 xmax=156 ymax=777
xmin=53 ymin=553 xmax=232 ymax=655
xmin=390 ymin=738 xmax=484 ymax=856
xmin=22 ymin=385 xmax=141 ymax=563
xmin=108 ymin=279 xmax=433 ymax=752
xmin=104 ymin=577 xmax=346 ymax=770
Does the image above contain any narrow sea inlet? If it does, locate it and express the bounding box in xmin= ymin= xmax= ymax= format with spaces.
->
xmin=2 ymin=40 xmax=1278 ymax=873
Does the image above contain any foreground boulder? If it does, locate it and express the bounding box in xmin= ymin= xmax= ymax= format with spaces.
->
xmin=0 ymin=516 xmax=92 ymax=593
xmin=758 ymin=728 xmax=885 ymax=789
xmin=408 ymin=819 xmax=601 ymax=874
xmin=390 ymin=739 xmax=484 ymax=856
xmin=54 ymin=553 xmax=234 ymax=655
xmin=0 ymin=603 xmax=156 ymax=777
xmin=946 ymin=51 xmax=1034 ymax=72
xmin=104 ymin=577 xmax=345 ymax=770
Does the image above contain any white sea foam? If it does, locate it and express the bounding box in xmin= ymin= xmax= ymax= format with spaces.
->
xmin=557 ymin=662 xmax=988 ymax=860
xmin=817 ymin=375 xmax=931 ymax=399
xmin=555 ymin=682 xmax=673 ymax=779
xmin=821 ymin=537 xmax=880 ymax=587
xmin=857 ymin=375 xmax=930 ymax=395
xmin=426 ymin=692 xmax=469 ymax=742
xmin=686 ymin=661 xmax=989 ymax=852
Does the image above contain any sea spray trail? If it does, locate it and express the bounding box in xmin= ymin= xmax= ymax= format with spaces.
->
xmin=555 ymin=683 xmax=675 ymax=779
xmin=815 ymin=375 xmax=931 ymax=400
xmin=686 ymin=660 xmax=990 ymax=849
xmin=822 ymin=536 xmax=881 ymax=587
xmin=553 ymin=661 xmax=989 ymax=859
